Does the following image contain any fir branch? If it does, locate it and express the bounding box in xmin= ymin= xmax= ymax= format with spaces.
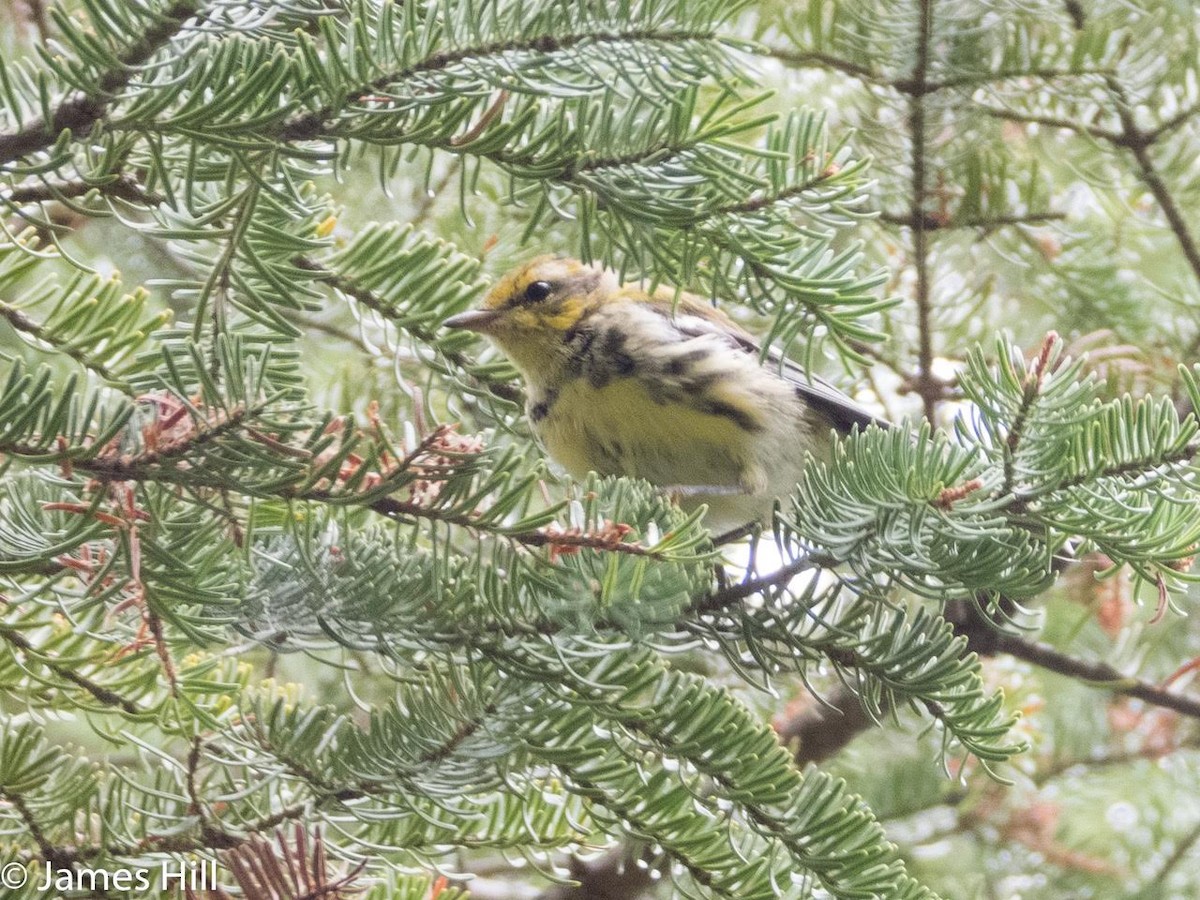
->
xmin=2 ymin=175 xmax=166 ymax=207
xmin=701 ymin=549 xmax=1200 ymax=722
xmin=1011 ymin=439 xmax=1200 ymax=505
xmin=34 ymin=404 xmax=256 ymax=477
xmin=0 ymin=623 xmax=142 ymax=715
xmin=0 ymin=787 xmax=79 ymax=875
xmin=1002 ymin=333 xmax=1058 ymax=496
xmin=990 ymin=631 xmax=1200 ymax=719
xmin=196 ymin=180 xmax=260 ymax=357
xmin=0 ymin=0 xmax=199 ymax=166
xmin=0 ymin=294 xmax=120 ymax=383
xmin=980 ymin=76 xmax=1200 ymax=287
xmin=277 ymin=27 xmax=723 ymax=144
xmin=1108 ymin=84 xmax=1200 ymax=286
xmin=293 ymin=255 xmax=523 ymax=404
xmin=553 ymin=769 xmax=730 ymax=899
xmin=544 ymin=681 xmax=892 ymax=900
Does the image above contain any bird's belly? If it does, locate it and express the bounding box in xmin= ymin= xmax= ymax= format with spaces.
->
xmin=535 ymin=377 xmax=756 ymax=485
xmin=531 ymin=377 xmax=809 ymax=527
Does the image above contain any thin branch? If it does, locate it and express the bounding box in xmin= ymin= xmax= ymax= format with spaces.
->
xmin=1107 ymin=77 xmax=1200 ymax=287
xmin=0 ymin=624 xmax=142 ymax=715
xmin=977 ymin=105 xmax=1122 ymax=143
xmin=1151 ymin=818 xmax=1200 ymax=888
xmin=709 ymin=168 xmax=853 ymax=217
xmin=1147 ymin=99 xmax=1200 ymax=142
xmin=1032 ymin=737 xmax=1200 ymax=786
xmin=0 ymin=0 xmax=198 ymax=166
xmin=2 ymin=175 xmax=166 ymax=207
xmin=879 ymin=210 xmax=1067 ymax=231
xmin=760 ymin=48 xmax=886 ymax=86
xmin=0 ymin=294 xmax=121 ymax=383
xmin=277 ymin=28 xmax=721 ymax=143
xmin=763 ymin=47 xmax=1112 ymax=95
xmin=6 ymin=419 xmax=673 ymax=564
xmin=991 ymin=631 xmax=1200 ymax=719
xmin=910 ymin=0 xmax=940 ymax=423
xmin=361 ymin=494 xmax=674 ymax=561
xmin=774 ymin=682 xmax=880 ymax=764
xmin=16 ymin=405 xmax=256 ymax=478
xmin=917 ymin=66 xmax=1113 ymax=93
xmin=19 ymin=0 xmax=51 ymax=43
xmin=691 ymin=552 xmax=826 ymax=614
xmin=0 ymin=788 xmax=79 ymax=873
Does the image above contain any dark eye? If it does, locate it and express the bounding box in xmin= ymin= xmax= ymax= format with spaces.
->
xmin=523 ymin=281 xmax=553 ymax=304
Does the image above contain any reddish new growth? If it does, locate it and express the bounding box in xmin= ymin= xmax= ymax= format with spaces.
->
xmin=138 ymin=392 xmax=201 ymax=455
xmin=311 ymin=415 xmax=376 ymax=492
xmin=964 ymin=785 xmax=1124 ymax=878
xmin=311 ymin=408 xmax=484 ymax=504
xmin=48 ymin=479 xmax=177 ymax=692
xmin=75 ymin=390 xmax=248 ymax=478
xmin=403 ymin=424 xmax=485 ymax=508
xmin=41 ymin=391 xmax=251 ymax=691
xmin=540 ymin=520 xmax=636 ymax=563
xmin=1002 ymin=800 xmax=1125 ymax=877
xmin=1027 ymin=331 xmax=1059 ymax=391
xmin=933 ymin=478 xmax=983 ymax=509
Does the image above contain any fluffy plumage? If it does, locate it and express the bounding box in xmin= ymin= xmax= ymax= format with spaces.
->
xmin=444 ymin=256 xmax=883 ymax=528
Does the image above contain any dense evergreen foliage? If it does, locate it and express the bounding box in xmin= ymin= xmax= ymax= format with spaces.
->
xmin=0 ymin=1 xmax=1197 ymax=897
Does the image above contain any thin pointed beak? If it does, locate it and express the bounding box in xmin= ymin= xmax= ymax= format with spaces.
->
xmin=443 ymin=308 xmax=504 ymax=333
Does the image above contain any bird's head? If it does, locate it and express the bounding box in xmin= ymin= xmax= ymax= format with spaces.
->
xmin=443 ymin=256 xmax=618 ymax=380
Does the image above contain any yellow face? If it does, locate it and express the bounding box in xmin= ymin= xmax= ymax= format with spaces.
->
xmin=443 ymin=256 xmax=617 ymax=379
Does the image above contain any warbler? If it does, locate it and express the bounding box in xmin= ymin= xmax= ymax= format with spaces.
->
xmin=443 ymin=256 xmax=883 ymax=528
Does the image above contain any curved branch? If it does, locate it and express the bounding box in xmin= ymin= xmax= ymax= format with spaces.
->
xmin=0 ymin=0 xmax=198 ymax=166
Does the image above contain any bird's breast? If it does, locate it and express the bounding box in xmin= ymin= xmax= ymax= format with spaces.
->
xmin=528 ymin=375 xmax=769 ymax=487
